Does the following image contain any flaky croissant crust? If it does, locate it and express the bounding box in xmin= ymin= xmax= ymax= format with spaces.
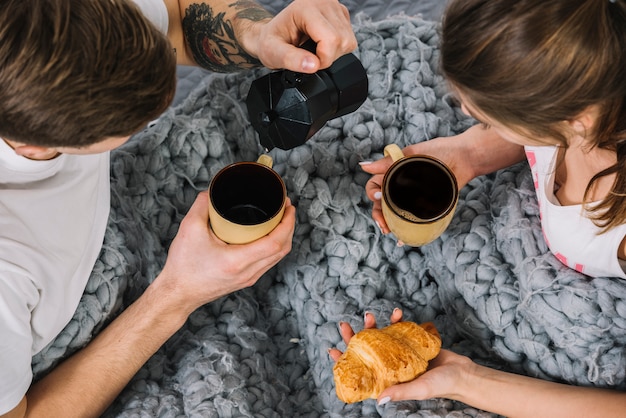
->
xmin=333 ymin=321 xmax=441 ymax=403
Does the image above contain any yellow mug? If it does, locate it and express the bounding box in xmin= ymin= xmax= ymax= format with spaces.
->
xmin=381 ymin=144 xmax=458 ymax=246
xmin=208 ymin=154 xmax=286 ymax=244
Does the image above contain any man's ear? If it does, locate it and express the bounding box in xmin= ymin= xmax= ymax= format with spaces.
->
xmin=12 ymin=144 xmax=60 ymax=160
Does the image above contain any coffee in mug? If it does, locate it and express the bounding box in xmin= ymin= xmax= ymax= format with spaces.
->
xmin=209 ymin=155 xmax=286 ymax=244
xmin=381 ymin=144 xmax=458 ymax=246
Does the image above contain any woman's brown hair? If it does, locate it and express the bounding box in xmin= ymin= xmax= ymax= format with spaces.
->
xmin=440 ymin=0 xmax=626 ymax=231
xmin=0 ymin=0 xmax=177 ymax=147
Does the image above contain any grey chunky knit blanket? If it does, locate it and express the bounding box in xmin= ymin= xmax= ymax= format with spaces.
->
xmin=31 ymin=13 xmax=626 ymax=418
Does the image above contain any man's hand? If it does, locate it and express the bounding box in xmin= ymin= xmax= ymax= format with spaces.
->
xmin=158 ymin=191 xmax=296 ymax=316
xmin=244 ymin=0 xmax=357 ymax=73
xmin=169 ymin=0 xmax=356 ymax=73
xmin=17 ymin=191 xmax=295 ymax=418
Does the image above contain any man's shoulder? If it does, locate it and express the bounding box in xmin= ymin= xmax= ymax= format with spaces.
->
xmin=131 ymin=0 xmax=169 ymax=35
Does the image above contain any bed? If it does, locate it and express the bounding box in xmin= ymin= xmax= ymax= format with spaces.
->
xmin=32 ymin=1 xmax=626 ymax=417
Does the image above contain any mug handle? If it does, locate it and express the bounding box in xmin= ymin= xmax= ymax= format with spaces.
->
xmin=257 ymin=154 xmax=273 ymax=168
xmin=384 ymin=144 xmax=404 ymax=162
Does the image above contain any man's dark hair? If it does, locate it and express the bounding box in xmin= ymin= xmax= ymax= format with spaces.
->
xmin=0 ymin=0 xmax=177 ymax=147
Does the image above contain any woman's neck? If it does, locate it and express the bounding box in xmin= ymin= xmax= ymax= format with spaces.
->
xmin=554 ymin=142 xmax=616 ymax=206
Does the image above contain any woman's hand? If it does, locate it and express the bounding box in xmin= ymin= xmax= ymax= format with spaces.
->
xmin=360 ymin=126 xmax=525 ymax=235
xmin=359 ymin=135 xmax=473 ymax=235
xmin=376 ymin=349 xmax=475 ymax=405
xmin=329 ymin=309 xmax=476 ymax=407
xmin=328 ymin=308 xmax=404 ymax=361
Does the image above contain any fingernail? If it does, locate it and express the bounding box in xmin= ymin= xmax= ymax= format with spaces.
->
xmin=374 ymin=191 xmax=382 ymax=200
xmin=338 ymin=321 xmax=347 ymax=331
xmin=378 ymin=396 xmax=391 ymax=406
xmin=375 ymin=220 xmax=383 ymax=232
xmin=359 ymin=160 xmax=373 ymax=166
xmin=392 ymin=307 xmax=400 ymax=315
xmin=364 ymin=311 xmax=371 ymax=322
xmin=397 ymin=240 xmax=405 ymax=247
xmin=301 ymin=56 xmax=316 ymax=72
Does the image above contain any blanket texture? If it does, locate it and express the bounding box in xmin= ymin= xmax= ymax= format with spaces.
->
xmin=31 ymin=14 xmax=626 ymax=418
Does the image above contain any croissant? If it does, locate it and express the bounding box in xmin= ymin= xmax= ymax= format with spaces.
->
xmin=333 ymin=321 xmax=441 ymax=403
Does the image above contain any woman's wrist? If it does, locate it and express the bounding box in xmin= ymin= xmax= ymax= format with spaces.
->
xmin=437 ymin=353 xmax=485 ymax=403
xmin=463 ymin=124 xmax=525 ymax=179
xmin=453 ymin=360 xmax=493 ymax=405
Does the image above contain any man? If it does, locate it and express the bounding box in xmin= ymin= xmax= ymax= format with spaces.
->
xmin=0 ymin=0 xmax=356 ymax=416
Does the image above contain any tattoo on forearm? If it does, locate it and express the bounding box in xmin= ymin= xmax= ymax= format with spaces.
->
xmin=182 ymin=2 xmax=272 ymax=72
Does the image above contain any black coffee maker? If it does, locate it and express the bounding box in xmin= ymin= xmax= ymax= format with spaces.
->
xmin=246 ymin=40 xmax=368 ymax=151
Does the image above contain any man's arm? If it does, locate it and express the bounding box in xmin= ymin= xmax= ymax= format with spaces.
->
xmin=165 ymin=0 xmax=271 ymax=71
xmin=2 ymin=193 xmax=296 ymax=418
xmin=164 ymin=0 xmax=357 ymax=73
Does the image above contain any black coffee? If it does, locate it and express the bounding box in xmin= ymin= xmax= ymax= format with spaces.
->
xmin=386 ymin=158 xmax=456 ymax=221
xmin=210 ymin=163 xmax=284 ymax=225
xmin=223 ymin=204 xmax=270 ymax=224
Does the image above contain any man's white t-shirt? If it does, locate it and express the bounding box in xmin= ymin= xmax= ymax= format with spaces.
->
xmin=0 ymin=0 xmax=169 ymax=413
xmin=525 ymin=145 xmax=626 ymax=278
